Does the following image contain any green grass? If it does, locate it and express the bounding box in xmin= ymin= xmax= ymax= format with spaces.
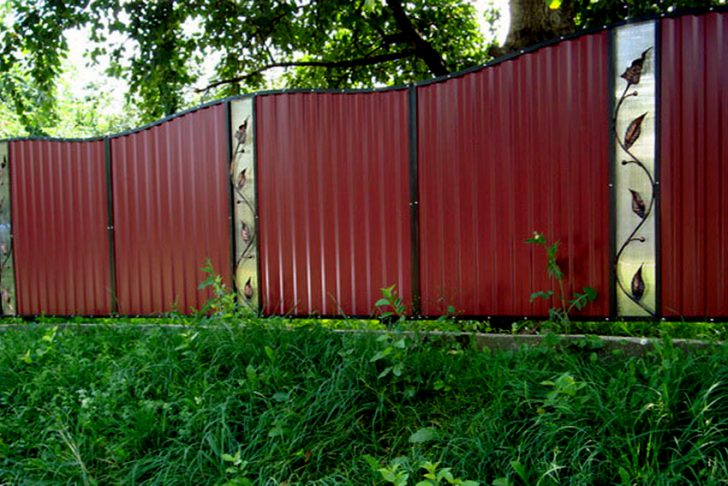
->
xmin=0 ymin=321 xmax=727 ymax=484
xmin=3 ymin=313 xmax=727 ymax=340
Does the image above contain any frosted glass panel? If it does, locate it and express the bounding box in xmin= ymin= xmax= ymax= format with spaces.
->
xmin=0 ymin=142 xmax=16 ymax=315
xmin=613 ymin=22 xmax=657 ymax=317
xmin=230 ymin=99 xmax=259 ymax=312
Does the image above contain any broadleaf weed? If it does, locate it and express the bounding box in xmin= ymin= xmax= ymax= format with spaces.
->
xmin=526 ymin=232 xmax=598 ymax=333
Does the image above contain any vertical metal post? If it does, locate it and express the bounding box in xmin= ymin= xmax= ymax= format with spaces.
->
xmin=224 ymin=101 xmax=238 ymax=304
xmin=104 ymin=137 xmax=118 ymax=314
xmin=408 ymin=86 xmax=421 ymax=316
xmin=252 ymin=95 xmax=263 ymax=315
xmin=654 ymin=20 xmax=662 ymax=318
xmin=607 ymin=29 xmax=617 ymax=319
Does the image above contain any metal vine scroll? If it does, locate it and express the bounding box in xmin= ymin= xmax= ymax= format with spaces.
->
xmin=229 ymin=99 xmax=259 ymax=312
xmin=613 ymin=40 xmax=656 ymax=317
xmin=0 ymin=143 xmax=16 ymax=316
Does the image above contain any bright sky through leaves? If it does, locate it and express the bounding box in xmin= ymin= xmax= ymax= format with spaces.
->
xmin=60 ymin=0 xmax=509 ymax=120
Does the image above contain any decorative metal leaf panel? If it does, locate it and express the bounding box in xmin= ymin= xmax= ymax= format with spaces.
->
xmin=229 ymin=98 xmax=258 ymax=312
xmin=0 ymin=142 xmax=16 ymax=315
xmin=612 ymin=21 xmax=658 ymax=317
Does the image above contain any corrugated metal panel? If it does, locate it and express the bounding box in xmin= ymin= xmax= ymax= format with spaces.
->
xmin=111 ymin=104 xmax=231 ymax=314
xmin=660 ymin=12 xmax=728 ymax=317
xmin=10 ymin=140 xmax=111 ymax=315
xmin=417 ymin=32 xmax=611 ymax=317
xmin=256 ymin=92 xmax=411 ymax=316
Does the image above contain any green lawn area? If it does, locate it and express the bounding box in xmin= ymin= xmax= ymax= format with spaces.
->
xmin=0 ymin=320 xmax=726 ymax=484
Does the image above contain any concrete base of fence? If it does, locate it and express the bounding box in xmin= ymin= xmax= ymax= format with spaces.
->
xmin=332 ymin=329 xmax=716 ymax=355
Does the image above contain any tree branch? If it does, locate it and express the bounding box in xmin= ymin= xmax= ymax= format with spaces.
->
xmin=384 ymin=0 xmax=449 ymax=77
xmin=198 ymin=49 xmax=415 ymax=92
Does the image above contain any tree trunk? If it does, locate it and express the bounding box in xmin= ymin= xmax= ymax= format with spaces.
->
xmin=385 ymin=0 xmax=449 ymax=77
xmin=503 ymin=0 xmax=575 ymax=53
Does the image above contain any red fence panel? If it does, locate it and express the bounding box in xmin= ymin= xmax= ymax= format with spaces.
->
xmin=417 ymin=33 xmax=611 ymax=317
xmin=661 ymin=13 xmax=728 ymax=317
xmin=10 ymin=140 xmax=111 ymax=315
xmin=110 ymin=105 xmax=231 ymax=314
xmin=5 ymin=10 xmax=726 ymax=320
xmin=256 ymin=92 xmax=411 ymax=316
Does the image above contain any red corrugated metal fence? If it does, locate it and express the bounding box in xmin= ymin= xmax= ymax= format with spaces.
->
xmin=417 ymin=32 xmax=611 ymax=317
xmin=4 ymin=10 xmax=726 ymax=319
xmin=256 ymin=92 xmax=412 ymax=316
xmin=660 ymin=12 xmax=728 ymax=317
xmin=111 ymin=104 xmax=231 ymax=314
xmin=10 ymin=140 xmax=112 ymax=315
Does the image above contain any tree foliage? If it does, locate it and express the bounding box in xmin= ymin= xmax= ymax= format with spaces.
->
xmin=0 ymin=0 xmax=721 ymax=134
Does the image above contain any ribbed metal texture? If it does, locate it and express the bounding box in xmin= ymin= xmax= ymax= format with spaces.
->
xmin=256 ymin=92 xmax=411 ymax=316
xmin=10 ymin=140 xmax=111 ymax=315
xmin=417 ymin=33 xmax=611 ymax=317
xmin=111 ymin=104 xmax=231 ymax=314
xmin=661 ymin=13 xmax=728 ymax=317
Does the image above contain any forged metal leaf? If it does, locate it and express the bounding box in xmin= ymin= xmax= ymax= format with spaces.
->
xmin=236 ymin=168 xmax=247 ymax=189
xmin=243 ymin=277 xmax=254 ymax=300
xmin=620 ymin=48 xmax=651 ymax=85
xmin=235 ymin=117 xmax=249 ymax=145
xmin=631 ymin=265 xmax=645 ymax=301
xmin=624 ymin=113 xmax=647 ymax=149
xmin=629 ymin=189 xmax=646 ymax=219
xmin=241 ymin=222 xmax=251 ymax=243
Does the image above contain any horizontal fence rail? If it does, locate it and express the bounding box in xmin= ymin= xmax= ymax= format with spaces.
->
xmin=0 ymin=9 xmax=725 ymax=320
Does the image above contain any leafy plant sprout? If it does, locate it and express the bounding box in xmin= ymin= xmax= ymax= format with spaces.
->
xmin=375 ymin=284 xmax=407 ymax=328
xmin=526 ymin=231 xmax=597 ymax=330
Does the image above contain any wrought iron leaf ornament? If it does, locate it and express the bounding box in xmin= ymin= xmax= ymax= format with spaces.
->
xmin=243 ymin=277 xmax=254 ymax=300
xmin=1 ymin=289 xmax=12 ymax=314
xmin=629 ymin=189 xmax=646 ymax=219
xmin=624 ymin=113 xmax=647 ymax=149
xmin=236 ymin=168 xmax=247 ymax=190
xmin=631 ymin=265 xmax=645 ymax=301
xmin=621 ymin=48 xmax=651 ymax=85
xmin=0 ymin=150 xmax=12 ymax=315
xmin=235 ymin=116 xmax=250 ymax=146
xmin=613 ymin=33 xmax=656 ymax=317
xmin=230 ymin=101 xmax=258 ymax=312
